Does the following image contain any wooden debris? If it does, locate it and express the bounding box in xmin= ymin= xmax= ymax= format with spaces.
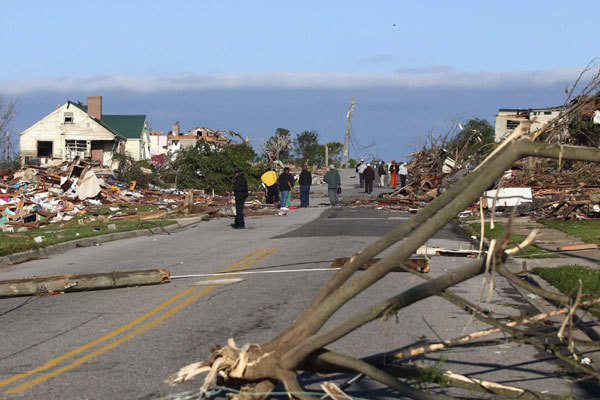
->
xmin=321 ymin=382 xmax=353 ymax=400
xmin=0 ymin=269 xmax=170 ymax=297
xmin=557 ymin=243 xmax=598 ymax=251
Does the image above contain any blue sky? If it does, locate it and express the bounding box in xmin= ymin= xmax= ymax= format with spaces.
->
xmin=1 ymin=0 xmax=598 ymax=160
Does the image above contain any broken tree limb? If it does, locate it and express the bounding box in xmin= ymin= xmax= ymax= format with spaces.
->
xmin=394 ymin=296 xmax=600 ymax=361
xmin=384 ymin=364 xmax=573 ymax=400
xmin=282 ymin=257 xmax=491 ymax=370
xmin=0 ymin=269 xmax=170 ymax=297
xmin=287 ymin=141 xmax=600 ymax=348
xmin=312 ymin=350 xmax=453 ymax=400
xmin=329 ymin=256 xmax=429 ymax=273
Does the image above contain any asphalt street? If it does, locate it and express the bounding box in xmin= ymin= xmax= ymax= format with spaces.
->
xmin=0 ymin=172 xmax=595 ymax=399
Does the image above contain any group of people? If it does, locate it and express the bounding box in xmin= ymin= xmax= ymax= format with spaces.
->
xmin=260 ymin=165 xmax=314 ymax=211
xmin=232 ymin=160 xmax=400 ymax=230
xmin=354 ymin=159 xmax=407 ymax=194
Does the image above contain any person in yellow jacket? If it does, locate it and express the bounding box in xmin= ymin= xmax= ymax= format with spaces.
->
xmin=261 ymin=168 xmax=279 ymax=205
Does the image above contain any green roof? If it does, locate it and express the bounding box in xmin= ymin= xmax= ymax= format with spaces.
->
xmin=101 ymin=115 xmax=146 ymax=139
xmin=66 ymin=101 xmax=146 ymax=139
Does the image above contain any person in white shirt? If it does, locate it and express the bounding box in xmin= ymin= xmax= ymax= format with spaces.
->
xmin=399 ymin=162 xmax=408 ymax=194
xmin=356 ymin=159 xmax=367 ymax=188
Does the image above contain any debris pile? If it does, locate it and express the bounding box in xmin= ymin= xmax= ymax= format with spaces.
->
xmin=0 ymin=160 xmax=275 ymax=232
xmin=503 ymin=161 xmax=600 ymax=219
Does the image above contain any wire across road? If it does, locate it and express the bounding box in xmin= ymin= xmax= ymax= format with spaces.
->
xmin=1 ymin=248 xmax=278 ymax=395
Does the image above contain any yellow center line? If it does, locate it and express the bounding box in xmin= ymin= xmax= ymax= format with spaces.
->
xmin=0 ymin=248 xmax=271 ymax=391
xmin=6 ymin=247 xmax=278 ymax=394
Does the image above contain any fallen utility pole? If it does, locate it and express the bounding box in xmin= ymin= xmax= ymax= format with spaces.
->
xmin=0 ymin=269 xmax=170 ymax=298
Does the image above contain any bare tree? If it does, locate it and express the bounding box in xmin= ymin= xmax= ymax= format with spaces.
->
xmin=0 ymin=96 xmax=16 ymax=164
xmin=166 ymin=74 xmax=600 ymax=399
xmin=260 ymin=129 xmax=291 ymax=165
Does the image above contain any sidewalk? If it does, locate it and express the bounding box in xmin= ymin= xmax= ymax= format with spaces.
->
xmin=465 ymin=216 xmax=600 ymax=269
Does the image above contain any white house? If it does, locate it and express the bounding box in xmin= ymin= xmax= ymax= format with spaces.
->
xmin=19 ymin=96 xmax=151 ymax=167
xmin=494 ymin=106 xmax=562 ymax=142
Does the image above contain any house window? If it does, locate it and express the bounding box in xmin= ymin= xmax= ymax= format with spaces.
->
xmin=64 ymin=112 xmax=74 ymax=124
xmin=37 ymin=141 xmax=53 ymax=157
xmin=544 ymin=111 xmax=552 ymax=115
xmin=196 ymin=130 xmax=202 ymax=137
xmin=506 ymin=120 xmax=521 ymax=130
xmin=65 ymin=140 xmax=87 ymax=161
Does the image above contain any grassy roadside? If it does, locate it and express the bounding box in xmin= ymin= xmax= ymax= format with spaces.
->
xmin=532 ymin=265 xmax=600 ymax=297
xmin=539 ymin=219 xmax=600 ymax=245
xmin=0 ymin=205 xmax=176 ymax=257
xmin=462 ymin=222 xmax=558 ymax=258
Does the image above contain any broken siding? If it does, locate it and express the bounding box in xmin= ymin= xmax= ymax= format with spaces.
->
xmin=19 ymin=103 xmax=117 ymax=161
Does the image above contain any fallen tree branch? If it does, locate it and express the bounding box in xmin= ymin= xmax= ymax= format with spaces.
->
xmin=395 ymin=296 xmax=600 ymax=361
xmin=311 ymin=350 xmax=454 ymax=400
xmin=282 ymin=257 xmax=492 ymax=369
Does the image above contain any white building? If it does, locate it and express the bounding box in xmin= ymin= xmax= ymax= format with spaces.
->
xmin=19 ymin=96 xmax=151 ymax=167
xmin=494 ymin=106 xmax=562 ymax=142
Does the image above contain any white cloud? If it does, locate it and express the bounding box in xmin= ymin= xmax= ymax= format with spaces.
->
xmin=0 ymin=67 xmax=586 ymax=95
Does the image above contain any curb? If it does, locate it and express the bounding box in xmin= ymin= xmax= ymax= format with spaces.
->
xmin=0 ymin=215 xmax=206 ymax=269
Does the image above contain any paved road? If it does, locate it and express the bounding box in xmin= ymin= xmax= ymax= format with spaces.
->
xmin=0 ymin=175 xmax=596 ymax=399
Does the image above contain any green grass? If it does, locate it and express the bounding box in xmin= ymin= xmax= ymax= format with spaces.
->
xmin=0 ymin=206 xmax=176 ymax=257
xmin=539 ymin=219 xmax=600 ymax=245
xmin=463 ymin=222 xmax=558 ymax=258
xmin=532 ymin=265 xmax=600 ymax=297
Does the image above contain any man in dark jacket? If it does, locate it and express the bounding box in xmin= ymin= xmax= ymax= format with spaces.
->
xmin=363 ymin=163 xmax=375 ymax=194
xmin=232 ymin=168 xmax=248 ymax=229
xmin=377 ymin=161 xmax=387 ymax=187
xmin=278 ymin=167 xmax=294 ymax=210
xmin=298 ymin=164 xmax=312 ymax=207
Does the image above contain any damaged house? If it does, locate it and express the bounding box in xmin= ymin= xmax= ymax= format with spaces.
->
xmin=19 ymin=96 xmax=151 ymax=168
xmin=494 ymin=106 xmax=562 ymax=142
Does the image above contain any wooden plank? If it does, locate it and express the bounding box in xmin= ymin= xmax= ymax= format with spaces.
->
xmin=558 ymin=243 xmax=598 ymax=251
xmin=0 ymin=269 xmax=170 ymax=298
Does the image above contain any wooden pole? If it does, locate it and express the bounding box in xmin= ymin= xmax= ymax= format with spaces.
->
xmin=0 ymin=269 xmax=170 ymax=297
xmin=341 ymin=98 xmax=354 ymax=168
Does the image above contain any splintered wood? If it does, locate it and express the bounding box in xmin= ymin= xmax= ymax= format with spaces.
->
xmin=329 ymin=256 xmax=430 ymax=273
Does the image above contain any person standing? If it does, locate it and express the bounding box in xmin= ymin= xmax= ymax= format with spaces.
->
xmin=278 ymin=167 xmax=293 ymax=211
xmin=261 ymin=168 xmax=279 ymax=205
xmin=356 ymin=159 xmax=366 ymax=187
xmin=377 ymin=161 xmax=387 ymax=187
xmin=232 ymin=168 xmax=248 ymax=229
xmin=298 ymin=164 xmax=312 ymax=207
xmin=286 ymin=169 xmax=295 ymax=207
xmin=399 ymin=162 xmax=408 ymax=194
xmin=323 ymin=164 xmax=341 ymax=206
xmin=363 ymin=163 xmax=375 ymax=194
xmin=389 ymin=160 xmax=399 ymax=189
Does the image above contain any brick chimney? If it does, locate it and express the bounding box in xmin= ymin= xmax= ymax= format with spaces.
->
xmin=87 ymin=96 xmax=102 ymax=120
